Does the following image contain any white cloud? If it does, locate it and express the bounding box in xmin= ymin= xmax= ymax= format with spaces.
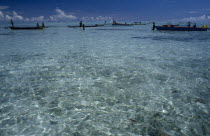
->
xmin=182 ymin=15 xmax=210 ymax=21
xmin=24 ymin=18 xmax=30 ymax=21
xmin=0 ymin=8 xmax=113 ymax=22
xmin=5 ymin=15 xmax=11 ymax=20
xmin=0 ymin=11 xmax=4 ymax=20
xmin=200 ymin=15 xmax=206 ymax=19
xmin=96 ymin=16 xmax=112 ymax=21
xmin=24 ymin=16 xmax=44 ymax=22
xmin=188 ymin=11 xmax=199 ymax=14
xmin=12 ymin=11 xmax=24 ymax=20
xmin=49 ymin=8 xmax=77 ymax=21
xmin=81 ymin=16 xmax=94 ymax=21
xmin=0 ymin=10 xmax=44 ymax=22
xmin=0 ymin=6 xmax=9 ymax=10
xmin=49 ymin=16 xmax=55 ymax=21
xmin=30 ymin=16 xmax=44 ymax=21
xmin=81 ymin=16 xmax=112 ymax=21
xmin=4 ymin=11 xmax=24 ymax=21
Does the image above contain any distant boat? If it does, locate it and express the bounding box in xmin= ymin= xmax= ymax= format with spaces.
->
xmin=133 ymin=22 xmax=146 ymax=25
xmin=68 ymin=24 xmax=104 ymax=28
xmin=154 ymin=24 xmax=207 ymax=31
xmin=9 ymin=20 xmax=46 ymax=30
xmin=10 ymin=26 xmax=44 ymax=30
xmin=112 ymin=22 xmax=134 ymax=26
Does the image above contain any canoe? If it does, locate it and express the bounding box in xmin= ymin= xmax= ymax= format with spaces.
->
xmin=133 ymin=22 xmax=146 ymax=25
xmin=134 ymin=24 xmax=146 ymax=25
xmin=10 ymin=27 xmax=44 ymax=30
xmin=155 ymin=26 xmax=207 ymax=31
xmin=68 ymin=24 xmax=104 ymax=28
xmin=112 ymin=23 xmax=134 ymax=26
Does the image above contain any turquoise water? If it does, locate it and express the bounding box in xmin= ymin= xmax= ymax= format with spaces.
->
xmin=0 ymin=22 xmax=210 ymax=136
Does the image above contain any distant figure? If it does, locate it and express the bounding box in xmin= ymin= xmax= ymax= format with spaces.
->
xmin=105 ymin=21 xmax=106 ymax=24
xmin=193 ymin=23 xmax=196 ymax=28
xmin=152 ymin=22 xmax=156 ymax=30
xmin=125 ymin=22 xmax=127 ymax=24
xmin=82 ymin=24 xmax=85 ymax=30
xmin=79 ymin=21 xmax=83 ymax=27
xmin=187 ymin=22 xmax=191 ymax=27
xmin=42 ymin=22 xmax=45 ymax=28
xmin=113 ymin=20 xmax=116 ymax=24
xmin=37 ymin=23 xmax=40 ymax=27
xmin=10 ymin=19 xmax=14 ymax=27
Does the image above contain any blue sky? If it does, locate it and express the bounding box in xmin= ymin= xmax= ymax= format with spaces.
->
xmin=0 ymin=0 xmax=210 ymax=21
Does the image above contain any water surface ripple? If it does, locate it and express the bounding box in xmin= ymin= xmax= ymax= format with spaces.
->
xmin=0 ymin=23 xmax=210 ymax=136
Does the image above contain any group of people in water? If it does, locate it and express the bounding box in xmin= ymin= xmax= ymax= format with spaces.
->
xmin=10 ymin=19 xmax=45 ymax=28
xmin=187 ymin=22 xmax=197 ymax=27
xmin=36 ymin=22 xmax=45 ymax=28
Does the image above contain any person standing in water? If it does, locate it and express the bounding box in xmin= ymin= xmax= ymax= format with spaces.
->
xmin=10 ymin=19 xmax=14 ymax=27
xmin=79 ymin=21 xmax=83 ymax=27
xmin=42 ymin=22 xmax=45 ymax=28
xmin=187 ymin=22 xmax=191 ymax=27
xmin=152 ymin=22 xmax=156 ymax=30
xmin=82 ymin=24 xmax=85 ymax=30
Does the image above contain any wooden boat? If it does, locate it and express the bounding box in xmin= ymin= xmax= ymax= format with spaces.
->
xmin=112 ymin=23 xmax=134 ymax=26
xmin=133 ymin=23 xmax=146 ymax=25
xmin=68 ymin=24 xmax=104 ymax=28
xmin=133 ymin=22 xmax=146 ymax=25
xmin=10 ymin=26 xmax=44 ymax=30
xmin=9 ymin=20 xmax=45 ymax=30
xmin=154 ymin=25 xmax=207 ymax=31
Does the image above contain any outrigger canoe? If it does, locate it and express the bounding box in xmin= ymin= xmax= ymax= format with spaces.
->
xmin=10 ymin=27 xmax=44 ymax=30
xmin=155 ymin=25 xmax=207 ymax=31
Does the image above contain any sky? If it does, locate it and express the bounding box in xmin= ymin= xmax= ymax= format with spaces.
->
xmin=0 ymin=0 xmax=210 ymax=22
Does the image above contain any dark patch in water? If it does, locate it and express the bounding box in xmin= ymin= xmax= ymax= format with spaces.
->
xmin=154 ymin=36 xmax=194 ymax=42
xmin=194 ymin=98 xmax=206 ymax=104
xmin=132 ymin=36 xmax=209 ymax=42
xmin=131 ymin=36 xmax=150 ymax=40
xmin=0 ymin=33 xmax=11 ymax=35
xmin=50 ymin=120 xmax=58 ymax=125
xmin=32 ymin=53 xmax=45 ymax=57
xmin=95 ymin=28 xmax=133 ymax=31
xmin=171 ymin=89 xmax=179 ymax=94
xmin=0 ymin=70 xmax=10 ymax=77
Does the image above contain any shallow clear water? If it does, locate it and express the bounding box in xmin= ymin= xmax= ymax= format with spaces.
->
xmin=0 ymin=22 xmax=210 ymax=136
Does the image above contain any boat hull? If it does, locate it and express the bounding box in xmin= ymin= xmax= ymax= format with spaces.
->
xmin=155 ymin=26 xmax=207 ymax=31
xmin=134 ymin=24 xmax=146 ymax=25
xmin=112 ymin=24 xmax=134 ymax=26
xmin=68 ymin=25 xmax=104 ymax=28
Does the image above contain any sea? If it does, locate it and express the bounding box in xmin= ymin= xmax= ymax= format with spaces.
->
xmin=0 ymin=21 xmax=210 ymax=136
